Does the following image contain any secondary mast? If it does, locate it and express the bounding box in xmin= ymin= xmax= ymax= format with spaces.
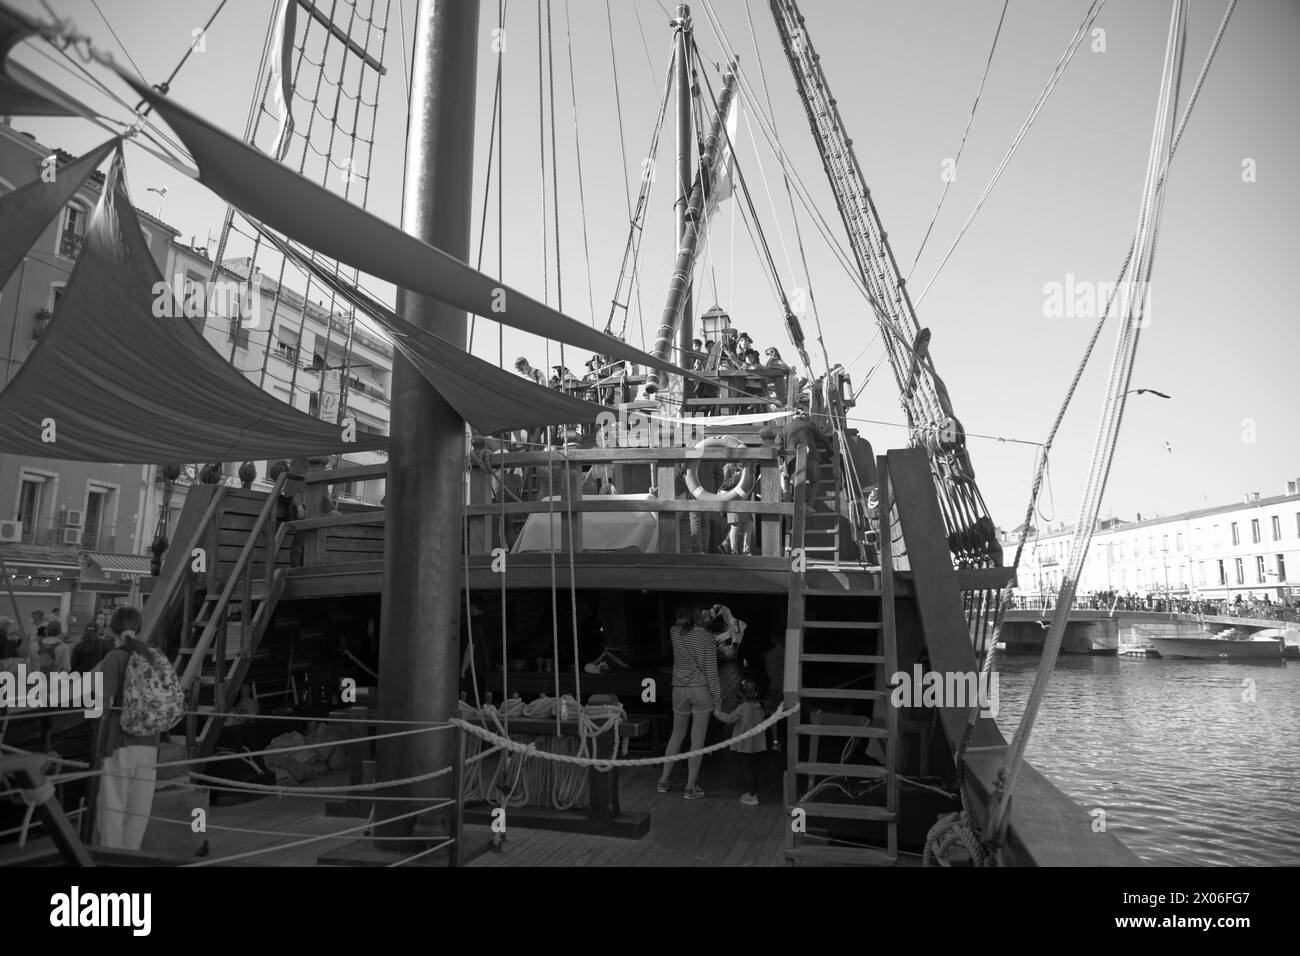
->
xmin=674 ymin=3 xmax=693 ymax=374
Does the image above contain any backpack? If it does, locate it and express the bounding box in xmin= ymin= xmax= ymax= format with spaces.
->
xmin=119 ymin=642 xmax=185 ymax=736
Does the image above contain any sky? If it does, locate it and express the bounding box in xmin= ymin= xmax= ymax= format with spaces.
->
xmin=9 ymin=0 xmax=1298 ymax=531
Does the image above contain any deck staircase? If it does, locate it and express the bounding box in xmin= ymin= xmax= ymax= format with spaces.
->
xmin=142 ymin=474 xmax=294 ymax=759
xmin=782 ymin=446 xmax=899 ymax=865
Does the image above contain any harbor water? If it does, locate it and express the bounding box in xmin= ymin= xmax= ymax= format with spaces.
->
xmin=992 ymin=655 xmax=1300 ymax=866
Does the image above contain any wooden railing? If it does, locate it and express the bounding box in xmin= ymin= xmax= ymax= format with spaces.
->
xmin=289 ymin=437 xmax=802 ymax=561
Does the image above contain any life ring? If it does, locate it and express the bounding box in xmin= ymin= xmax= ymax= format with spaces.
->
xmin=684 ymin=436 xmax=756 ymax=502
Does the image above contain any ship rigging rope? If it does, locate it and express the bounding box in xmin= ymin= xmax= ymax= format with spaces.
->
xmin=453 ymin=701 xmax=799 ymax=771
xmin=912 ymin=0 xmax=1105 ymax=307
xmin=45 ymin=724 xmax=454 ymax=785
xmin=906 ymin=0 xmax=1009 ymax=280
xmin=467 ymin=0 xmax=509 ymax=356
xmin=984 ymin=0 xmax=1237 ymax=668
xmin=564 ymin=0 xmax=597 ymax=327
xmin=742 ymin=2 xmax=831 ymax=377
xmin=987 ymin=0 xmax=1211 ymax=852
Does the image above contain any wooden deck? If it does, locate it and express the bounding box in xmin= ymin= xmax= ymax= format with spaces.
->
xmin=468 ymin=762 xmax=794 ymax=868
xmin=4 ymin=758 xmax=838 ymax=867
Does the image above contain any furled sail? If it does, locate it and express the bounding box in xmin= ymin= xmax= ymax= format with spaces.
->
xmin=0 ymin=149 xmax=386 ymax=462
xmin=259 ymin=226 xmax=614 ymax=434
xmin=124 ymin=75 xmax=708 ymax=388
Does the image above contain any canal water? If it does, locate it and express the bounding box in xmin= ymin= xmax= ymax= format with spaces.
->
xmin=992 ymin=655 xmax=1300 ymax=866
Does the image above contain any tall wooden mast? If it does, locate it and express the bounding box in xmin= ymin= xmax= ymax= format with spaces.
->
xmin=375 ymin=0 xmax=480 ymax=838
xmin=674 ymin=3 xmax=693 ymax=371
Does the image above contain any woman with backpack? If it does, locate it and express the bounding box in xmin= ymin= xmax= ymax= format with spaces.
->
xmin=93 ymin=606 xmax=183 ymax=850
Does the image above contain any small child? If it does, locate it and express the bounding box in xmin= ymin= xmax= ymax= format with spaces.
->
xmin=714 ymin=678 xmax=766 ymax=805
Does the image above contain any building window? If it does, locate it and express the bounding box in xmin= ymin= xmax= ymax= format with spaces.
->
xmin=1271 ymin=515 xmax=1281 ymax=541
xmin=1213 ymin=525 xmax=1220 ymax=548
xmin=1175 ymin=532 xmax=1183 ymax=552
xmin=16 ymin=476 xmax=47 ymax=540
xmin=1234 ymin=558 xmax=1244 ymax=585
xmin=229 ymin=324 xmax=250 ymax=350
xmin=83 ymin=486 xmax=116 ymax=550
xmin=1250 ymin=519 xmax=1260 ymax=544
xmin=275 ymin=339 xmax=299 ymax=365
xmin=1255 ymin=555 xmax=1266 ymax=583
xmin=59 ymin=204 xmax=86 ymax=257
xmin=1230 ymin=523 xmax=1240 ymax=546
xmin=1217 ymin=560 xmax=1227 ymax=586
xmin=1279 ymin=554 xmax=1288 ymax=583
xmin=1161 ymin=534 xmax=1168 ymax=552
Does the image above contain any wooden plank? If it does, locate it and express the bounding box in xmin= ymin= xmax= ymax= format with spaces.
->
xmin=897 ymin=566 xmax=1017 ymax=592
xmin=286 ymin=511 xmax=386 ymax=532
xmin=962 ymin=750 xmax=1140 ymax=866
xmin=879 ymin=454 xmax=900 ymax=861
xmin=305 ymin=462 xmax=390 ymax=485
xmin=885 ymin=448 xmax=999 ymax=750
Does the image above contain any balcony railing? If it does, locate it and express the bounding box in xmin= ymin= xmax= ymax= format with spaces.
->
xmin=7 ymin=516 xmax=124 ymax=551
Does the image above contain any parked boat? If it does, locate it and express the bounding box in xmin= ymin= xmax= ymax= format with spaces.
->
xmin=1147 ymin=631 xmax=1284 ymax=661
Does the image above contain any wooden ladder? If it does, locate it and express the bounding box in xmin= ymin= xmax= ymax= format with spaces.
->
xmin=174 ymin=472 xmax=291 ymax=758
xmin=783 ymin=448 xmax=899 ymax=865
xmin=801 ymin=442 xmax=842 ymax=567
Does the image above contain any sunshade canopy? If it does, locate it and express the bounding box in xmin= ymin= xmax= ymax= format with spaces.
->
xmin=0 ymin=150 xmax=386 ymax=463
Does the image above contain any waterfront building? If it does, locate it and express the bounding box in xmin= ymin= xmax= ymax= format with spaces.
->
xmin=1006 ymin=480 xmax=1300 ymax=603
xmin=0 ymin=122 xmax=391 ymax=630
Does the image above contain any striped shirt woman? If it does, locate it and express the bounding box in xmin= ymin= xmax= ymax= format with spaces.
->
xmin=658 ymin=608 xmax=720 ymax=800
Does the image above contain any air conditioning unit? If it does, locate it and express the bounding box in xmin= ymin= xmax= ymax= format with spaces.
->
xmin=0 ymin=519 xmax=22 ymax=543
xmin=60 ymin=526 xmax=82 ymax=546
xmin=64 ymin=508 xmax=84 ymax=528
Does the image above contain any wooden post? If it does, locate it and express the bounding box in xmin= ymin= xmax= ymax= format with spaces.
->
xmin=467 ymin=457 xmax=491 ymax=554
xmin=759 ymin=436 xmax=782 ymax=556
xmin=559 ymin=454 xmax=583 ymax=554
xmin=656 ymin=462 xmax=679 ymax=553
xmin=375 ymin=0 xmax=480 ymax=842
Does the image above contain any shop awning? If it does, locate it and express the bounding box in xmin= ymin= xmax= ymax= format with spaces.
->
xmin=0 ymin=545 xmax=80 ymax=576
xmin=81 ymin=552 xmax=153 ymax=576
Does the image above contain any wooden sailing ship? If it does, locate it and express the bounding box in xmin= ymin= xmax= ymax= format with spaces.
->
xmin=0 ymin=0 xmax=1174 ymax=866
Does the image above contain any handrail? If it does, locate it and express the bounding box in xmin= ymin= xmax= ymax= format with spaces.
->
xmin=141 ymin=485 xmax=227 ymax=646
xmin=179 ymin=471 xmax=288 ymax=691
